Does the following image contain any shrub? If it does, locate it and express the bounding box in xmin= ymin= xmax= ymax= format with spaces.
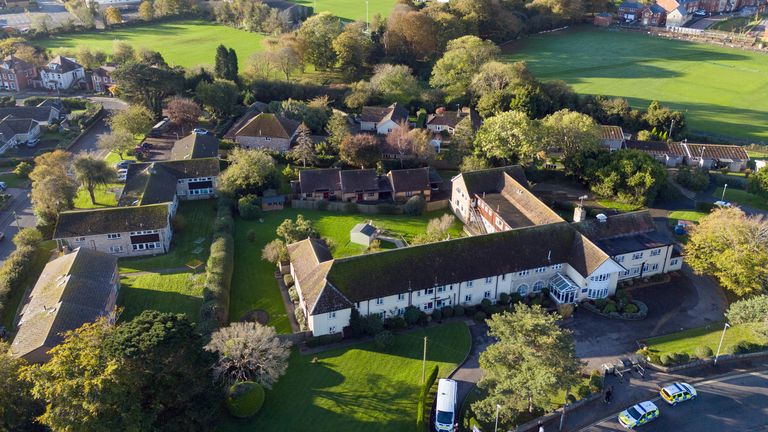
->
xmin=558 ymin=303 xmax=575 ymax=319
xmin=247 ymin=229 xmax=257 ymax=243
xmin=734 ymin=340 xmax=761 ymax=354
xmin=404 ymin=305 xmax=422 ymax=326
xmin=384 ymin=316 xmax=407 ymax=330
xmin=508 ymin=293 xmax=522 ymax=305
xmin=238 ymin=195 xmax=261 ymax=220
xmin=673 ymin=352 xmax=690 ymax=364
xmin=676 ymin=166 xmax=710 ymax=191
xmin=375 ymin=330 xmax=395 ymax=350
xmin=431 ymin=308 xmax=442 ymax=321
xmin=623 ymin=303 xmax=639 ymax=314
xmin=288 ymin=286 xmax=299 ymax=304
xmin=348 ymin=309 xmax=365 ymax=337
xmin=479 ymin=298 xmax=493 ymax=313
xmin=13 ymin=161 xmax=33 ymax=178
xmin=577 ymin=385 xmax=592 ymax=399
xmin=453 ymin=305 xmax=464 ymax=317
xmin=659 ymin=354 xmax=673 ymax=366
xmin=283 ymin=274 xmax=294 ymax=287
xmin=594 ymin=298 xmax=608 ymax=308
xmin=403 ymin=195 xmax=426 ymax=216
xmin=695 ymin=345 xmax=713 ymax=359
xmin=226 ymin=382 xmax=265 ymax=418
xmin=415 ymin=365 xmax=439 ymax=431
xmin=441 ymin=306 xmax=454 ymax=318
xmin=602 ymin=301 xmax=618 ymax=314
xmin=294 ymin=307 xmax=307 ymax=331
xmin=0 ymin=245 xmax=36 ymax=312
xmin=362 ymin=314 xmax=384 ymax=335
xmin=498 ymin=292 xmax=510 ymax=305
xmin=463 ymin=305 xmax=476 ymax=316
xmin=726 ymin=295 xmax=768 ymax=325
xmin=589 ymin=369 xmax=603 ymax=392
xmin=305 ymin=333 xmax=343 ymax=347
xmin=473 ymin=311 xmax=487 ymax=322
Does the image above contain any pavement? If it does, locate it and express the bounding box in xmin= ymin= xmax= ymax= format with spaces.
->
xmin=450 ymin=322 xmax=493 ymax=410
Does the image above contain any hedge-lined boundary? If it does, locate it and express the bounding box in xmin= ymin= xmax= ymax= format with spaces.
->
xmin=0 ymin=245 xmax=37 ymax=315
xmin=200 ymin=197 xmax=235 ymax=335
xmin=416 ymin=364 xmax=439 ymax=432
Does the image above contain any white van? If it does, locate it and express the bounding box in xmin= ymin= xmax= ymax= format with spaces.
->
xmin=434 ymin=378 xmax=457 ymax=432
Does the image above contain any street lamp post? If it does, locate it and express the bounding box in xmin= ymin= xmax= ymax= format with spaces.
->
xmin=714 ymin=322 xmax=731 ymax=365
xmin=494 ymin=404 xmax=500 ymax=432
xmin=721 ymin=183 xmax=728 ymax=202
xmin=365 ymin=0 xmax=369 ymax=33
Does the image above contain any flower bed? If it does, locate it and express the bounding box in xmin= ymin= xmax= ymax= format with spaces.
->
xmin=582 ymin=290 xmax=648 ymax=320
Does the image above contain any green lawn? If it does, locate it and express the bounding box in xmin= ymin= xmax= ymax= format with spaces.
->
xmin=645 ymin=322 xmax=767 ymax=358
xmin=504 ymin=27 xmax=768 ymax=142
xmin=289 ymin=0 xmax=397 ymax=21
xmin=710 ymin=15 xmax=764 ymax=33
xmin=118 ymin=272 xmax=205 ymax=323
xmin=747 ymin=150 xmax=768 ymax=160
xmin=104 ymin=152 xmax=136 ymax=165
xmin=596 ymin=199 xmax=642 ymax=212
xmin=219 ymin=322 xmax=470 ymax=432
xmin=73 ymin=183 xmax=122 ymax=209
xmin=33 ymin=19 xmax=267 ymax=69
xmin=0 ymin=173 xmax=28 ymax=189
xmin=0 ymin=241 xmax=55 ymax=332
xmin=715 ymin=187 xmax=768 ymax=211
xmin=668 ymin=210 xmax=708 ymax=222
xmin=230 ymin=208 xmax=462 ymax=330
xmin=119 ymin=200 xmax=216 ymax=273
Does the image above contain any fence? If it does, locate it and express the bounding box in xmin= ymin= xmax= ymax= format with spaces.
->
xmin=290 ymin=198 xmax=449 ymax=215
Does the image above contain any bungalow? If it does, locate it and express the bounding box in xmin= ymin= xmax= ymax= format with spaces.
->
xmin=624 ymin=140 xmax=684 ymax=167
xmin=386 ymin=167 xmax=431 ymax=201
xmin=40 ymin=56 xmax=86 ymax=90
xmin=294 ymin=168 xmax=387 ymax=202
xmin=234 ymin=112 xmax=300 ymax=152
xmin=0 ymin=115 xmax=41 ymax=154
xmin=360 ymin=103 xmax=408 ymax=135
xmin=118 ymin=158 xmax=220 ymax=207
xmin=91 ymin=65 xmax=117 ymax=93
xmin=171 ymin=131 xmax=220 ymax=160
xmin=10 ymin=248 xmax=119 ymax=363
xmin=625 ymin=140 xmax=749 ymax=172
xmin=53 ymin=203 xmax=174 ymax=257
xmin=0 ymin=103 xmax=60 ymax=126
xmin=599 ymin=125 xmax=626 ymax=151
xmin=0 ymin=55 xmax=37 ymax=91
xmin=426 ymin=107 xmax=481 ymax=135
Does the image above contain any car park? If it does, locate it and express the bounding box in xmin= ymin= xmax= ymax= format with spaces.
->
xmin=660 ymin=382 xmax=697 ymax=405
xmin=618 ymin=401 xmax=659 ymax=428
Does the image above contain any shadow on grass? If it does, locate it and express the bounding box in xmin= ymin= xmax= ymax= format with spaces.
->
xmin=117 ymin=286 xmax=202 ymax=323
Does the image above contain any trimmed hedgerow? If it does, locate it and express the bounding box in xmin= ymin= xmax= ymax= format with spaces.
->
xmin=200 ymin=197 xmax=235 ymax=335
xmin=415 ymin=364 xmax=439 ymax=432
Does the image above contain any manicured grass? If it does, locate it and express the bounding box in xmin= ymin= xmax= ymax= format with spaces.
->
xmin=644 ymin=321 xmax=767 ymax=358
xmin=119 ymin=200 xmax=216 ymax=273
xmin=229 ymin=208 xmax=462 ymax=330
xmin=504 ymin=27 xmax=768 ymax=142
xmin=219 ymin=322 xmax=471 ymax=432
xmin=0 ymin=173 xmax=28 ymax=189
xmin=118 ymin=272 xmax=205 ymax=323
xmin=596 ymin=199 xmax=642 ymax=212
xmin=668 ymin=210 xmax=708 ymax=222
xmin=33 ymin=19 xmax=267 ymax=69
xmin=73 ymin=183 xmax=122 ymax=209
xmin=288 ymin=0 xmax=397 ymax=21
xmin=715 ymin=186 xmax=768 ymax=211
xmin=747 ymin=150 xmax=768 ymax=160
xmin=104 ymin=152 xmax=136 ymax=165
xmin=710 ymin=15 xmax=764 ymax=33
xmin=0 ymin=241 xmax=55 ymax=333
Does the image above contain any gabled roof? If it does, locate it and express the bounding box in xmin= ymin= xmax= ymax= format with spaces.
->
xmin=53 ymin=203 xmax=170 ymax=238
xmin=479 ymin=172 xmax=565 ymax=229
xmin=360 ymin=103 xmax=408 ymax=125
xmin=43 ymin=56 xmax=83 ymax=73
xmin=456 ymin=166 xmax=528 ymax=195
xmin=119 ymin=158 xmax=220 ymax=206
xmin=427 ymin=108 xmax=480 ymax=130
xmin=234 ymin=113 xmax=300 ymax=139
xmin=339 ymin=169 xmax=378 ymax=193
xmin=624 ymin=140 xmax=676 ymax=157
xmin=600 ymin=125 xmax=625 ymax=141
xmin=682 ymin=143 xmax=749 ymax=161
xmin=0 ymin=106 xmax=54 ymax=123
xmin=387 ymin=167 xmax=430 ymax=193
xmin=572 ymin=211 xmax=672 ymax=257
xmin=0 ymin=115 xmax=38 ymax=135
xmin=171 ymin=132 xmax=220 ymax=160
xmin=1 ymin=55 xmax=32 ymax=71
xmin=299 ymin=168 xmax=341 ymax=193
xmin=287 ymin=238 xmax=352 ymax=315
xmin=92 ymin=64 xmax=116 ymax=77
xmin=11 ymin=248 xmax=117 ymax=361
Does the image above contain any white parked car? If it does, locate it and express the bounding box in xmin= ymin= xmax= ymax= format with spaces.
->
xmin=117 ymin=169 xmax=128 ymax=182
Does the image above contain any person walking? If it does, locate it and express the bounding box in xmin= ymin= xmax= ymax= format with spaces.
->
xmin=604 ymin=386 xmax=613 ymax=404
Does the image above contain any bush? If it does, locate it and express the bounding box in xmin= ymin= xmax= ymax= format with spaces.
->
xmin=294 ymin=307 xmax=307 ymax=331
xmin=431 ymin=308 xmax=442 ymax=321
xmin=508 ymin=293 xmax=522 ymax=305
xmin=288 ymin=286 xmax=299 ymax=304
xmin=676 ymin=166 xmax=710 ymax=191
xmin=479 ymin=298 xmax=493 ymax=313
xmin=695 ymin=345 xmax=713 ymax=359
xmin=305 ymin=333 xmax=343 ymax=347
xmin=602 ymin=302 xmax=618 ymax=314
xmin=0 ymin=245 xmax=37 ymax=312
xmin=498 ymin=292 xmax=510 ymax=305
xmin=453 ymin=305 xmax=464 ymax=317
xmin=734 ymin=340 xmax=761 ymax=354
xmin=659 ymin=354 xmax=673 ymax=366
xmin=226 ymin=382 xmax=265 ymax=418
xmin=589 ymin=370 xmax=603 ymax=392
xmin=362 ymin=314 xmax=384 ymax=335
xmin=404 ymin=305 xmax=422 ymax=326
xmin=238 ymin=195 xmax=261 ymax=220
xmin=623 ymin=303 xmax=639 ymax=314
xmin=403 ymin=195 xmax=426 ymax=216
xmin=384 ymin=316 xmax=407 ymax=330
xmin=726 ymin=295 xmax=768 ymax=325
xmin=283 ymin=274 xmax=294 ymax=287
xmin=577 ymin=384 xmax=592 ymax=399
xmin=201 ymin=202 xmax=235 ymax=332
xmin=441 ymin=306 xmax=454 ymax=318
xmin=673 ymin=352 xmax=690 ymax=364
xmin=247 ymin=229 xmax=257 ymax=243
xmin=13 ymin=161 xmax=33 ymax=179
xmin=695 ymin=201 xmax=716 ymax=212
xmin=594 ymin=298 xmax=608 ymax=309
xmin=415 ymin=365 xmax=439 ymax=431
xmin=374 ymin=330 xmax=395 ymax=350
xmin=473 ymin=311 xmax=487 ymax=322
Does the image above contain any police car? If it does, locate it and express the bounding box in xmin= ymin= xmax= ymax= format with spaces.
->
xmin=618 ymin=401 xmax=659 ymax=428
xmin=660 ymin=382 xmax=697 ymax=406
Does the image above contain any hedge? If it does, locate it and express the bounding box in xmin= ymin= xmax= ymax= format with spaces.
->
xmin=200 ymin=198 xmax=235 ymax=334
xmin=0 ymin=245 xmax=37 ymax=313
xmin=226 ymin=381 xmax=265 ymax=418
xmin=415 ymin=365 xmax=440 ymax=432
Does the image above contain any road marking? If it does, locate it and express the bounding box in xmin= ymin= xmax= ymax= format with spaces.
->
xmin=577 ymin=368 xmax=768 ymax=430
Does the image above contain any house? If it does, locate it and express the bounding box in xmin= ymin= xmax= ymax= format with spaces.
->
xmin=294 ymin=168 xmax=387 ymax=202
xmin=296 ymin=168 xmax=343 ymax=201
xmin=0 ymin=103 xmax=60 ymax=126
xmin=261 ymin=194 xmax=285 ymax=211
xmin=91 ymin=65 xmax=117 ymax=93
xmin=10 ymin=248 xmax=119 ymax=363
xmin=223 ymin=102 xmax=267 ymax=140
xmin=171 ymin=131 xmax=220 ymax=160
xmin=624 ymin=140 xmax=684 ymax=167
xmin=262 ymin=0 xmax=313 ymax=24
xmin=234 ymin=112 xmax=300 ymax=152
xmin=340 ymin=169 xmax=383 ymax=202
xmin=641 ymin=4 xmax=667 ymax=25
xmin=360 ymin=103 xmax=408 ymax=135
xmin=594 ymin=12 xmax=614 ymax=26
xmin=118 ymin=158 xmax=220 ymax=207
xmin=0 ymin=56 xmax=37 ymax=91
xmin=350 ymin=222 xmax=377 ymax=247
xmin=40 ymin=56 xmax=86 ymax=90
xmin=599 ymin=125 xmax=626 ymax=151
xmin=2 ymin=0 xmax=31 ymax=9
xmin=617 ymin=1 xmax=644 ymax=20
xmin=386 ymin=167 xmax=431 ymax=201
xmin=426 ymin=107 xmax=481 ymax=135
xmin=449 ymin=165 xmax=529 ymax=224
xmin=665 ymin=5 xmax=690 ymax=26
xmin=0 ymin=115 xmax=41 ymax=154
xmin=680 ymin=142 xmax=750 ymax=172
xmin=53 ymin=203 xmax=174 ymax=257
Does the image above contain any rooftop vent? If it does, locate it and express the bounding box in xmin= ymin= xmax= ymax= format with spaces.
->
xmin=596 ymin=213 xmax=608 ymax=223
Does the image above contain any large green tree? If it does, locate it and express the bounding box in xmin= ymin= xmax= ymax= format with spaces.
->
xmin=195 ymin=79 xmax=239 ymax=119
xmin=109 ymin=104 xmax=155 ymax=137
xmin=296 ymin=12 xmax=342 ymax=70
xmin=473 ymin=305 xmax=582 ymax=427
xmin=685 ymin=208 xmax=768 ymax=297
xmin=0 ymin=341 xmax=43 ymax=431
xmin=540 ymin=109 xmax=601 ymax=158
xmin=73 ymin=156 xmax=117 ymax=205
xmin=218 ymin=148 xmax=278 ymax=197
xmin=430 ymin=35 xmax=500 ymax=101
xmin=369 ymin=63 xmax=420 ymax=105
xmin=112 ymin=61 xmax=184 ymax=119
xmin=332 ymin=22 xmax=373 ymax=80
xmin=29 ymin=150 xmax=78 ymax=225
xmin=339 ymin=134 xmax=381 ymax=168
xmin=473 ymin=110 xmax=541 ymax=164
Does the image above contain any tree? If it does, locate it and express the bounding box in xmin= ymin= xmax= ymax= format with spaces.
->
xmin=65 ymin=0 xmax=96 ymax=28
xmin=369 ymin=63 xmax=420 ymax=105
xmin=474 ymin=110 xmax=541 ymax=164
xmin=218 ymin=148 xmax=277 ymax=197
xmin=138 ymin=0 xmax=153 ymax=20
xmin=205 ymin=322 xmax=291 ymax=388
xmin=685 ymin=208 xmax=768 ymax=297
xmin=263 ymin=43 xmax=301 ymax=81
xmin=0 ymin=341 xmax=42 ymax=432
xmin=430 ymin=35 xmax=500 ymax=100
xmin=748 ymin=167 xmax=768 ymax=198
xmin=262 ymin=239 xmax=288 ymax=264
xmin=195 ymin=79 xmax=239 ymax=119
xmin=277 ymin=97 xmax=331 ymax=134
xmin=412 ymin=214 xmax=455 ymax=244
xmin=13 ymin=227 xmax=42 ymax=249
xmin=540 ymin=109 xmax=601 ymax=158
xmin=109 ymin=104 xmax=154 ymax=136
xmin=460 ymin=155 xmax=491 ymax=172
xmin=98 ymin=130 xmax=135 ymax=160
xmin=75 ymin=46 xmax=107 ymax=70
xmin=166 ymin=97 xmax=202 ymax=134
xmin=332 ymin=22 xmax=373 ymax=80
xmin=472 ymin=305 xmax=582 ymax=426
xmin=111 ymin=61 xmax=184 ymax=119
xmin=296 ymin=12 xmax=342 ymax=70
xmin=73 ymin=156 xmax=116 ymax=205
xmin=276 ymin=214 xmax=317 ymax=243
xmin=288 ymin=123 xmax=316 ymax=168
xmin=104 ymin=6 xmax=122 ymax=25
xmin=644 ymin=100 xmax=686 ymax=140
xmin=154 ymin=0 xmax=179 ymax=16
xmin=29 ymin=150 xmax=77 ymax=225
xmin=227 ymin=48 xmax=239 ymax=81
xmin=111 ymin=41 xmax=136 ymax=63
xmin=383 ymin=6 xmax=438 ymax=65
xmin=30 ymin=14 xmax=53 ymax=34
xmin=385 ymin=121 xmax=435 ymax=166
xmin=340 ymin=134 xmax=381 ymax=168
xmin=323 ymin=112 xmax=349 ymax=155
xmin=214 ymin=44 xmax=229 ymax=80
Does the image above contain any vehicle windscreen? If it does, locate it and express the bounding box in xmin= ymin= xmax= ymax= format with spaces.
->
xmin=436 ymin=410 xmax=454 ymax=424
xmin=661 ymin=389 xmax=672 ymax=398
xmin=626 ymin=407 xmax=642 ymax=420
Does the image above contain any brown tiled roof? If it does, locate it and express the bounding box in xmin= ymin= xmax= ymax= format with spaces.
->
xmin=287 ymin=239 xmax=351 ymax=315
xmin=572 ymin=211 xmax=657 ymax=241
xmin=44 ymin=56 xmax=82 ymax=73
xmin=53 ymin=203 xmax=170 ymax=238
xmin=235 ymin=113 xmax=300 ymax=139
xmin=298 ymin=168 xmax=341 ymax=193
xmin=624 ymin=140 xmax=676 ymax=157
xmin=339 ymin=169 xmax=378 ymax=194
xmin=600 ymin=125 xmax=625 ymax=141
xmin=360 ymin=103 xmax=408 ymax=124
xmin=683 ymin=143 xmax=749 ymax=161
xmin=171 ymin=132 xmax=220 ymax=160
xmin=427 ymin=108 xmax=481 ymax=130
xmin=479 ymin=172 xmax=565 ymax=229
xmin=387 ymin=167 xmax=429 ymax=194
xmin=1 ymin=55 xmax=32 ymax=72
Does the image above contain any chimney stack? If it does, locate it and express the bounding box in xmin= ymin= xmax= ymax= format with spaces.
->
xmin=573 ymin=205 xmax=587 ymax=223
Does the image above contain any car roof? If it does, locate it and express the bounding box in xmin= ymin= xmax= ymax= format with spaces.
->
xmin=637 ymin=401 xmax=658 ymax=412
xmin=663 ymin=382 xmax=688 ymax=394
xmin=436 ymin=379 xmax=457 ymax=412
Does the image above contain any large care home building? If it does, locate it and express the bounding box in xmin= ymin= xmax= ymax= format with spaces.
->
xmin=10 ymin=248 xmax=119 ymax=363
xmin=53 ymin=203 xmax=174 ymax=257
xmin=359 ymin=103 xmax=408 ymax=135
xmin=40 ymin=56 xmax=86 ymax=90
xmin=233 ymin=112 xmax=300 ymax=152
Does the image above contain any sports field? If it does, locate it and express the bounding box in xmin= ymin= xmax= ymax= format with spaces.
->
xmin=504 ymin=28 xmax=768 ymax=143
xmin=33 ymin=20 xmax=267 ymax=69
xmin=289 ymin=0 xmax=397 ymax=22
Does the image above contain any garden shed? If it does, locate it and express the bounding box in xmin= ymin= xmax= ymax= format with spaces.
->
xmin=350 ymin=222 xmax=377 ymax=247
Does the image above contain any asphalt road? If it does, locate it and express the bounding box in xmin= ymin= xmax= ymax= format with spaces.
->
xmin=580 ymin=369 xmax=768 ymax=431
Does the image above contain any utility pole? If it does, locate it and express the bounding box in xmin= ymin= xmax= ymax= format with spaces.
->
xmin=13 ymin=211 xmax=20 ymax=233
xmin=668 ymin=119 xmax=675 ymax=139
xmin=721 ymin=183 xmax=728 ymax=201
xmin=559 ymin=388 xmax=570 ymax=430
xmin=494 ymin=404 xmax=501 ymax=432
xmin=366 ymin=0 xmax=369 ymax=33
xmin=421 ymin=336 xmax=428 ymax=383
xmin=714 ymin=322 xmax=730 ymax=365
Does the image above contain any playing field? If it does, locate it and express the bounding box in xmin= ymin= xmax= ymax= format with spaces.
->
xmin=504 ymin=27 xmax=768 ymax=143
xmin=289 ymin=0 xmax=397 ymax=22
xmin=32 ymin=20 xmax=267 ymax=69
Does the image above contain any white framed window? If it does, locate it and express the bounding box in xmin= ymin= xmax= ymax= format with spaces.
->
xmin=405 ymin=191 xmax=414 ymax=197
xmin=437 ymin=286 xmax=446 ymax=293
xmin=74 ymin=237 xmax=85 ymax=242
xmin=485 ymin=277 xmax=493 ymax=284
xmin=533 ymin=281 xmax=545 ymax=292
xmin=397 ymin=293 xmax=405 ymax=301
xmin=426 ymin=288 xmax=434 ymax=295
xmin=375 ymin=298 xmax=384 ymax=305
xmin=518 ymin=270 xmax=530 ymax=277
xmin=589 ymin=274 xmax=609 ymax=282
xmin=329 ymin=326 xmax=337 ymax=333
xmin=107 ymin=233 xmax=121 ymax=239
xmin=484 ymin=290 xmax=492 ymax=299
xmin=551 ymin=264 xmax=563 ymax=270
xmin=535 ymin=267 xmax=546 ymax=273
xmin=670 ymin=258 xmax=679 ymax=266
xmin=466 ymin=280 xmax=473 ymax=287
xmin=422 ymin=302 xmax=433 ymax=311
xmin=328 ymin=311 xmax=336 ymax=319
xmin=109 ymin=245 xmax=124 ymax=253
xmin=650 ymin=249 xmax=661 ymax=256
xmin=464 ymin=294 xmax=472 ymax=302
xmin=518 ymin=284 xmax=529 ymax=295
xmin=615 ymin=256 xmax=625 ymax=263
xmin=632 ymin=252 xmax=644 ymax=260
